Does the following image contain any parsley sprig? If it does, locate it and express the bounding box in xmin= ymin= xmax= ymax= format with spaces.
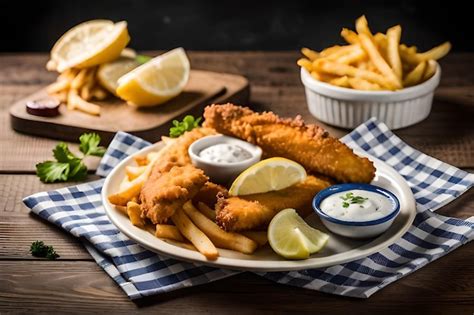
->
xmin=30 ymin=240 xmax=59 ymax=260
xmin=135 ymin=54 xmax=152 ymax=64
xmin=340 ymin=192 xmax=368 ymax=208
xmin=169 ymin=115 xmax=202 ymax=138
xmin=36 ymin=133 xmax=106 ymax=183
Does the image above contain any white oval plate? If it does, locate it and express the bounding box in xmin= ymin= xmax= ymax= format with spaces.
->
xmin=102 ymin=142 xmax=416 ymax=272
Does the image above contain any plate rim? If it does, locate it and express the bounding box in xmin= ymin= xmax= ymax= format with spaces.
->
xmin=101 ymin=141 xmax=417 ymax=272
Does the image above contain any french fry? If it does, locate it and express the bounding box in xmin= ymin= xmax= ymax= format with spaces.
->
xmin=171 ymin=207 xmax=219 ymax=260
xmin=71 ymin=68 xmax=89 ymax=90
xmin=68 ymin=90 xmax=101 ymax=116
xmin=80 ymin=68 xmax=96 ymax=101
xmin=386 ymin=25 xmax=403 ymax=80
xmin=126 ymin=165 xmax=147 ymax=180
xmin=155 ymin=224 xmax=185 ymax=242
xmin=52 ymin=91 xmax=68 ymax=103
xmin=183 ymin=202 xmax=258 ymax=255
xmin=348 ymin=77 xmax=382 ymax=90
xmin=91 ymin=86 xmax=108 ymax=101
xmin=301 ymin=47 xmax=319 ymax=61
xmin=197 ymin=201 xmax=216 ymax=221
xmin=341 ymin=28 xmax=359 ymax=44
xmin=108 ymin=147 xmax=169 ymax=206
xmin=355 ymin=15 xmax=373 ymax=38
xmin=115 ymin=205 xmax=127 ymax=215
xmin=323 ymin=45 xmax=358 ymax=61
xmin=416 ymin=41 xmax=451 ymax=61
xmin=57 ymin=68 xmax=78 ymax=81
xmin=373 ymin=32 xmax=387 ymax=48
xmin=297 ymin=58 xmax=312 ymax=72
xmin=334 ymin=45 xmax=366 ymax=64
xmin=134 ymin=155 xmax=148 ymax=166
xmin=313 ymin=59 xmax=394 ymax=89
xmin=240 ymin=231 xmax=268 ymax=247
xmin=329 ymin=76 xmax=350 ymax=88
xmin=47 ymin=79 xmax=70 ymax=94
xmin=126 ymin=201 xmax=146 ymax=228
xmin=358 ymin=33 xmax=402 ymax=89
xmin=403 ymin=61 xmax=427 ymax=87
xmin=310 ymin=69 xmax=337 ymax=83
xmin=422 ymin=60 xmax=437 ymax=81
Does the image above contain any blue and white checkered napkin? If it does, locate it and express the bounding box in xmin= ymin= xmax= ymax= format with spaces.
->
xmin=23 ymin=118 xmax=474 ymax=299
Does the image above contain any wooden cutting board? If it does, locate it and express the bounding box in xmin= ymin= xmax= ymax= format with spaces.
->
xmin=10 ymin=70 xmax=249 ymax=144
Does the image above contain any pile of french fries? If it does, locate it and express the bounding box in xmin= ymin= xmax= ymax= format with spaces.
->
xmin=46 ymin=66 xmax=109 ymax=116
xmin=109 ymin=141 xmax=267 ymax=260
xmin=298 ymin=15 xmax=451 ymax=91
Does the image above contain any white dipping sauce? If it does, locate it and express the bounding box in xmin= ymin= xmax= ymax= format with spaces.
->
xmin=320 ymin=190 xmax=393 ymax=222
xmin=199 ymin=143 xmax=252 ymax=164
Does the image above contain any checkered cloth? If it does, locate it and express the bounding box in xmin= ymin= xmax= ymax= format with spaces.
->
xmin=23 ymin=118 xmax=474 ymax=299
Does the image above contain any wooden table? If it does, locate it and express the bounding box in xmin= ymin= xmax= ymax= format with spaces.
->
xmin=1 ymin=52 xmax=473 ymax=314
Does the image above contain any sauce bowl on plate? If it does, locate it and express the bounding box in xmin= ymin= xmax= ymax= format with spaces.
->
xmin=188 ymin=135 xmax=262 ymax=184
xmin=312 ymin=183 xmax=400 ymax=239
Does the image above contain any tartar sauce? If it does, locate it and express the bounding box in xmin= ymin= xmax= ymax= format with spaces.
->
xmin=199 ymin=143 xmax=252 ymax=164
xmin=320 ymin=190 xmax=393 ymax=222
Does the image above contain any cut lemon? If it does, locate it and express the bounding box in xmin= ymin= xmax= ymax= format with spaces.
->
xmin=116 ymin=48 xmax=190 ymax=107
xmin=268 ymin=208 xmax=329 ymax=259
xmin=229 ymin=157 xmax=307 ymax=196
xmin=49 ymin=20 xmax=130 ymax=72
xmin=98 ymin=56 xmax=139 ymax=96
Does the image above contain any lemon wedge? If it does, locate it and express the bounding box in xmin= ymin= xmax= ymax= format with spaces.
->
xmin=49 ymin=20 xmax=130 ymax=72
xmin=229 ymin=157 xmax=307 ymax=196
xmin=98 ymin=56 xmax=139 ymax=96
xmin=268 ymin=208 xmax=329 ymax=259
xmin=116 ymin=48 xmax=190 ymax=107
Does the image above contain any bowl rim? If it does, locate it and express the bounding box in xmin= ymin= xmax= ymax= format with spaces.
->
xmin=300 ymin=62 xmax=441 ymax=102
xmin=188 ymin=134 xmax=262 ymax=168
xmin=312 ymin=183 xmax=401 ymax=226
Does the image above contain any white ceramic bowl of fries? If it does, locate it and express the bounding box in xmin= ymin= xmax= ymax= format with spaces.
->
xmin=301 ymin=63 xmax=441 ymax=129
xmin=298 ymin=15 xmax=450 ymax=130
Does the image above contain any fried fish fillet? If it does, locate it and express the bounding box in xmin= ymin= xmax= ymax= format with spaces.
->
xmin=215 ymin=175 xmax=331 ymax=231
xmin=203 ymin=104 xmax=375 ymax=183
xmin=141 ymin=164 xmax=208 ymax=224
xmin=139 ymin=128 xmax=216 ymax=223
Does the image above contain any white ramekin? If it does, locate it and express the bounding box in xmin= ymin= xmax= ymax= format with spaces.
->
xmin=188 ymin=135 xmax=262 ymax=184
xmin=300 ymin=63 xmax=441 ymax=130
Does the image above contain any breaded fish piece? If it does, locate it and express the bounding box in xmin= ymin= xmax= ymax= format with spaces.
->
xmin=193 ymin=181 xmax=229 ymax=207
xmin=141 ymin=164 xmax=208 ymax=224
xmin=139 ymin=128 xmax=216 ymax=223
xmin=203 ymin=104 xmax=375 ymax=183
xmin=215 ymin=175 xmax=331 ymax=231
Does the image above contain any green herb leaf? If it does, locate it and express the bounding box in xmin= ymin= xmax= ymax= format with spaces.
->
xmin=79 ymin=133 xmax=106 ymax=157
xmin=340 ymin=192 xmax=368 ymax=208
xmin=53 ymin=142 xmax=79 ymax=162
xmin=30 ymin=240 xmax=59 ymax=260
xmin=36 ymin=133 xmax=107 ymax=183
xmin=169 ymin=115 xmax=202 ymax=137
xmin=136 ymin=54 xmax=152 ymax=65
xmin=36 ymin=161 xmax=70 ymax=183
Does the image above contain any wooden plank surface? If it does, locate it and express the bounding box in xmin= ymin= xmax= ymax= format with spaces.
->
xmin=1 ymin=52 xmax=473 ymax=314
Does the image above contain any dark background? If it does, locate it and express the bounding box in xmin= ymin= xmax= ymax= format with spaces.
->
xmin=0 ymin=0 xmax=471 ymax=52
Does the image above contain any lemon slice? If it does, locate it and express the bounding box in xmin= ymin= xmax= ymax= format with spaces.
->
xmin=49 ymin=20 xmax=130 ymax=72
xmin=98 ymin=57 xmax=139 ymax=96
xmin=116 ymin=48 xmax=190 ymax=107
xmin=229 ymin=157 xmax=307 ymax=196
xmin=268 ymin=208 xmax=329 ymax=259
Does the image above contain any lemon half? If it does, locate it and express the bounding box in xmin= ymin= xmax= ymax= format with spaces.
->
xmin=116 ymin=48 xmax=190 ymax=107
xmin=229 ymin=157 xmax=307 ymax=196
xmin=49 ymin=20 xmax=130 ymax=72
xmin=268 ymin=208 xmax=329 ymax=259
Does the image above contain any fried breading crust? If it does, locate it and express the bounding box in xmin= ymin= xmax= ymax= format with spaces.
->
xmin=215 ymin=175 xmax=331 ymax=231
xmin=203 ymin=104 xmax=375 ymax=183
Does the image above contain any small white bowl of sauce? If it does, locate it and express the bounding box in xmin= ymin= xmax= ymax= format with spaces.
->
xmin=188 ymin=135 xmax=262 ymax=184
xmin=312 ymin=183 xmax=400 ymax=239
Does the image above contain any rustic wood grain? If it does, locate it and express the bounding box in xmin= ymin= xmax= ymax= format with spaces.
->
xmin=0 ymin=247 xmax=473 ymax=315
